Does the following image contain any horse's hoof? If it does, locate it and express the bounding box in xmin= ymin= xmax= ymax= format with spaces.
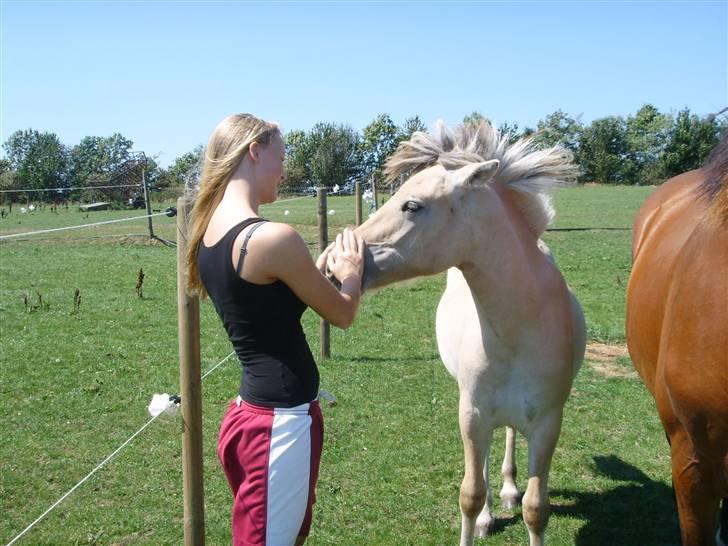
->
xmin=475 ymin=515 xmax=494 ymax=538
xmin=500 ymin=486 xmax=520 ymax=511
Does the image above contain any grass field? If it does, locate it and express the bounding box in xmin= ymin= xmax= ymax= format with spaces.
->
xmin=0 ymin=184 xmax=680 ymax=546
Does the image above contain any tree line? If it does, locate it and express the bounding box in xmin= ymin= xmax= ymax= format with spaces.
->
xmin=1 ymin=105 xmax=724 ymax=203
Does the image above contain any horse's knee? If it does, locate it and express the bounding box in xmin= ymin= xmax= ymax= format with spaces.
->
xmin=522 ymin=490 xmax=550 ymax=535
xmin=460 ymin=485 xmax=486 ymax=519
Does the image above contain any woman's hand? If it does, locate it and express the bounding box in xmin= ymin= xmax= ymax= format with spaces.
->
xmin=315 ymin=242 xmax=335 ymax=275
xmin=326 ymin=228 xmax=365 ymax=283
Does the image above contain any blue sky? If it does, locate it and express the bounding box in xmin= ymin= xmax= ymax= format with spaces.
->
xmin=2 ymin=1 xmax=726 ymax=167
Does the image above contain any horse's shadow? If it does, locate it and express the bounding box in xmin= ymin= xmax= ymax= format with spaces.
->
xmin=493 ymin=455 xmax=679 ymax=545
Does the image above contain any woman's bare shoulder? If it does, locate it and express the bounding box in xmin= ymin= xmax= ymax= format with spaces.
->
xmin=247 ymin=221 xmax=309 ymax=261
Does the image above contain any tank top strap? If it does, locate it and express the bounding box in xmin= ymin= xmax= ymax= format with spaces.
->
xmin=233 ymin=218 xmax=268 ymax=276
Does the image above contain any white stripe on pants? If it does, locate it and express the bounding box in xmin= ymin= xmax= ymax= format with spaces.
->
xmin=266 ymin=403 xmax=312 ymax=545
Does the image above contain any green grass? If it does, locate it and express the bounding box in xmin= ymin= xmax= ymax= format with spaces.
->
xmin=0 ymin=185 xmax=678 ymax=545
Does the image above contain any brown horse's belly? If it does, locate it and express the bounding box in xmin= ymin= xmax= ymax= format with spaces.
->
xmin=627 ymin=172 xmax=728 ymax=495
xmin=659 ymin=222 xmax=728 ymax=483
xmin=626 ymin=172 xmax=706 ymax=393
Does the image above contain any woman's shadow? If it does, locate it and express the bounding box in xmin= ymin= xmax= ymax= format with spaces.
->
xmin=550 ymin=454 xmax=680 ymax=545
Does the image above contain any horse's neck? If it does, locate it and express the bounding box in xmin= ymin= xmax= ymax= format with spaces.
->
xmin=460 ymin=221 xmax=554 ymax=346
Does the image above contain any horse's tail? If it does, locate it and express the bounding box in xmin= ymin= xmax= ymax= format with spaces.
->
xmin=701 ymin=132 xmax=728 ymax=226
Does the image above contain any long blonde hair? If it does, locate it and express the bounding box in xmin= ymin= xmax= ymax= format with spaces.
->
xmin=185 ymin=113 xmax=281 ymax=297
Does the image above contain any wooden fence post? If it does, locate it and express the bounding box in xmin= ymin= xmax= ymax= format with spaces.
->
xmin=143 ymin=168 xmax=155 ymax=238
xmin=317 ymin=188 xmax=330 ymax=359
xmin=371 ymin=174 xmax=378 ymax=212
xmin=355 ymin=180 xmax=362 ymax=226
xmin=176 ymin=197 xmax=205 ymax=545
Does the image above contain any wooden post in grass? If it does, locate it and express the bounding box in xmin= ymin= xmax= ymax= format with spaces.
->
xmin=371 ymin=174 xmax=378 ymax=212
xmin=355 ymin=180 xmax=362 ymax=226
xmin=176 ymin=197 xmax=205 ymax=545
xmin=143 ymin=168 xmax=155 ymax=239
xmin=317 ymin=188 xmax=330 ymax=359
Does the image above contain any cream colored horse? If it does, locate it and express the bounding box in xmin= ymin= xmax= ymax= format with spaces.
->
xmin=355 ymin=122 xmax=586 ymax=546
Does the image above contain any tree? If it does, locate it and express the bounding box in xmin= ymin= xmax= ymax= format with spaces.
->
xmin=67 ymin=134 xmax=138 ymax=203
xmin=69 ymin=133 xmax=134 ymax=184
xmin=621 ymin=104 xmax=672 ymax=185
xmin=578 ymin=116 xmax=630 ymax=184
xmin=497 ymin=121 xmax=521 ymax=144
xmin=2 ymin=129 xmax=67 ymax=193
xmin=167 ymin=145 xmax=203 ymax=189
xmin=142 ymin=156 xmax=165 ymax=190
xmin=397 ymin=116 xmax=427 ymax=143
xmin=657 ymin=108 xmax=722 ymax=182
xmin=307 ymin=123 xmax=362 ymax=190
xmin=625 ymin=104 xmax=671 ymax=184
xmin=463 ymin=111 xmax=490 ymax=127
xmin=534 ymin=110 xmax=583 ymax=153
xmin=0 ymin=159 xmax=16 ymax=206
xmin=360 ymin=114 xmax=399 ymax=180
xmin=282 ymin=130 xmax=312 ymax=193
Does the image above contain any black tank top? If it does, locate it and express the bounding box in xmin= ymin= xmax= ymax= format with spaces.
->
xmin=197 ymin=218 xmax=319 ymax=407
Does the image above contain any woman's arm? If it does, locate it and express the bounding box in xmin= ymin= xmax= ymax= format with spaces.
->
xmin=251 ymin=223 xmax=364 ymax=329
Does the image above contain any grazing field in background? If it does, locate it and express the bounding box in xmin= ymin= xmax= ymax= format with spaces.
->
xmin=0 ymin=185 xmax=679 ymax=545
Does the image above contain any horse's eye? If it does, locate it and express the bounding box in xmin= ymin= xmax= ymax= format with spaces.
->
xmin=401 ymin=201 xmax=422 ymax=213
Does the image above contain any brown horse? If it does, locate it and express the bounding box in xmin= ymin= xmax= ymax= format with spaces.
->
xmin=626 ymin=134 xmax=728 ymax=545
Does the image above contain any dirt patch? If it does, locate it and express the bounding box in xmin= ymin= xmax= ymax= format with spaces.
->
xmin=586 ymin=342 xmax=638 ymax=378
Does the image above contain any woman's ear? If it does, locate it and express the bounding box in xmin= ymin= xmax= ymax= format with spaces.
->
xmin=249 ymin=141 xmax=260 ymax=161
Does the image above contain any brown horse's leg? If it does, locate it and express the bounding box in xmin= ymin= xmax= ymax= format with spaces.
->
xmin=717 ymin=498 xmax=728 ymax=546
xmin=457 ymin=393 xmax=492 ymax=546
xmin=522 ymin=409 xmax=562 ymax=546
xmin=670 ymin=431 xmax=719 ymax=546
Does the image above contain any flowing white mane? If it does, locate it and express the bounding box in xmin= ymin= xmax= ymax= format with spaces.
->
xmin=384 ymin=121 xmax=578 ymax=235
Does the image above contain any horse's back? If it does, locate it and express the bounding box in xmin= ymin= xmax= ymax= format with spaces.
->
xmin=631 ymin=170 xmax=704 ymax=260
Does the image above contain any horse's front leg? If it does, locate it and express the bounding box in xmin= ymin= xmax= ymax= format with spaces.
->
xmin=500 ymin=426 xmax=519 ymax=510
xmin=669 ymin=428 xmax=721 ymax=546
xmin=458 ymin=391 xmax=493 ymax=546
xmin=718 ymin=498 xmax=728 ymax=546
xmin=522 ymin=409 xmax=562 ymax=546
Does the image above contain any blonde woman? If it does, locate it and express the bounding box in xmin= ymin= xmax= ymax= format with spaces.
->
xmin=186 ymin=113 xmax=364 ymax=546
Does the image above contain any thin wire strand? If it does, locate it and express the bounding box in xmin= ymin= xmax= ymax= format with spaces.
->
xmin=269 ymin=195 xmax=309 ymax=204
xmin=201 ymin=351 xmax=236 ymax=380
xmin=4 ymin=349 xmax=238 ymax=546
xmin=0 ymin=184 xmax=142 ymax=193
xmin=0 ymin=211 xmax=172 ymax=240
xmin=5 ymin=413 xmax=162 ymax=546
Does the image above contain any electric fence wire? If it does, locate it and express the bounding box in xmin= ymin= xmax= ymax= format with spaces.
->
xmin=4 ymin=350 xmax=238 ymax=546
xmin=0 ymin=210 xmax=175 ymax=240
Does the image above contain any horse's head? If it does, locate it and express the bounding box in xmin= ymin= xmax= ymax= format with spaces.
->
xmin=356 ymin=160 xmax=500 ymax=289
xmin=356 ymin=121 xmax=576 ymax=290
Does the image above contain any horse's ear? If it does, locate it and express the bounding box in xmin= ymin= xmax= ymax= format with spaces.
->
xmin=454 ymin=160 xmax=499 ymax=186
